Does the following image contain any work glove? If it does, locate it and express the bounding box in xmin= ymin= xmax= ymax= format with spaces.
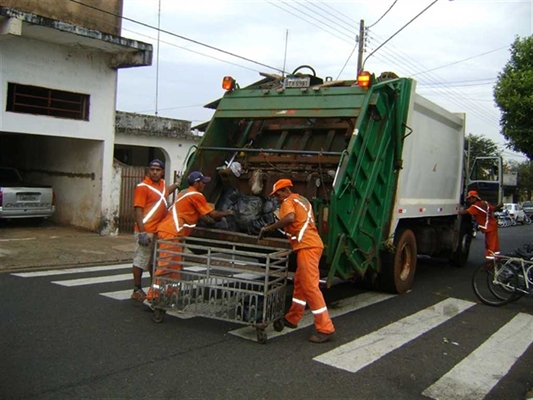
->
xmin=138 ymin=232 xmax=151 ymax=246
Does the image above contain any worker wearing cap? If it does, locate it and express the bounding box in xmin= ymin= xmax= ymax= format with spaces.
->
xmin=131 ymin=159 xmax=179 ymax=302
xmin=259 ymin=179 xmax=335 ymax=344
xmin=459 ymin=190 xmax=503 ymax=260
xmin=146 ymin=171 xmax=232 ymax=301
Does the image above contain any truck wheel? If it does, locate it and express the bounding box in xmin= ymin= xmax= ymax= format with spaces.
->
xmin=379 ymin=229 xmax=417 ymax=294
xmin=450 ymin=221 xmax=472 ymax=268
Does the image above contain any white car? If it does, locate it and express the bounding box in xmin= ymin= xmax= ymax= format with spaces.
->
xmin=503 ymin=203 xmax=531 ymax=224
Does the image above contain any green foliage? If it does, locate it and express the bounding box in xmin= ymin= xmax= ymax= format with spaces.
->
xmin=517 ymin=161 xmax=533 ymax=200
xmin=493 ymin=36 xmax=533 ymax=160
xmin=464 ymin=133 xmax=500 ymax=159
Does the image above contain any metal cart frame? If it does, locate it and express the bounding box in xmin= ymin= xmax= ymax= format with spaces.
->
xmin=150 ymin=235 xmax=291 ymax=343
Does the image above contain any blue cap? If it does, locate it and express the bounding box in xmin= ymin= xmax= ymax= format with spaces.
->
xmin=148 ymin=159 xmax=164 ymax=169
xmin=187 ymin=171 xmax=211 ymax=185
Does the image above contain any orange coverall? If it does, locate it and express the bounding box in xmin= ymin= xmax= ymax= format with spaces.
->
xmin=282 ymin=193 xmax=335 ymax=335
xmin=147 ymin=187 xmax=213 ymax=300
xmin=466 ymin=200 xmax=500 ymax=259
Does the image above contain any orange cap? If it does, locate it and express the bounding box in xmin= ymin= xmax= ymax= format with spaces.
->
xmin=466 ymin=190 xmax=480 ymax=199
xmin=269 ymin=179 xmax=293 ymax=196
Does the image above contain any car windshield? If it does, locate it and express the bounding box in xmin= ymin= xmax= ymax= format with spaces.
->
xmin=523 ymin=202 xmax=533 ymax=207
xmin=504 ymin=204 xmax=514 ymax=211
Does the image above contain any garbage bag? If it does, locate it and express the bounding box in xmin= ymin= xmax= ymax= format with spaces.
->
xmin=234 ymin=195 xmax=264 ymax=231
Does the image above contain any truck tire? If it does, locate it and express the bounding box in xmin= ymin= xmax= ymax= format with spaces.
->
xmin=379 ymin=229 xmax=417 ymax=294
xmin=450 ymin=220 xmax=472 ymax=268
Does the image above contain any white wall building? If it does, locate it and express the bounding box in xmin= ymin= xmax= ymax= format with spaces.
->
xmin=0 ymin=6 xmax=152 ymax=233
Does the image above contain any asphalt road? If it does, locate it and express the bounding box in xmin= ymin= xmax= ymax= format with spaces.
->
xmin=1 ymin=225 xmax=532 ymax=399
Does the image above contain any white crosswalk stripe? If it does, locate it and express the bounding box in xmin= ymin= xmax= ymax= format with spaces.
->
xmin=422 ymin=312 xmax=533 ymax=400
xmin=313 ymin=298 xmax=475 ymax=373
xmin=12 ymin=264 xmax=131 ymax=277
xmin=229 ymin=291 xmax=396 ymax=341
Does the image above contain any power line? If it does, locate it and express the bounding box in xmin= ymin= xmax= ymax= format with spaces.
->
xmin=410 ymin=46 xmax=510 ymax=77
xmin=68 ymin=0 xmax=284 ymax=73
xmin=363 ymin=0 xmax=439 ymax=69
xmin=367 ymin=0 xmax=398 ymax=28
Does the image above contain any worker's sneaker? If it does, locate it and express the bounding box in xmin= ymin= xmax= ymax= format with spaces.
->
xmin=283 ymin=317 xmax=297 ymax=329
xmin=131 ymin=289 xmax=147 ymax=302
xmin=308 ymin=331 xmax=335 ymax=344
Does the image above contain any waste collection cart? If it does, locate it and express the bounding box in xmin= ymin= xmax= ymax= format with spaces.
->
xmin=150 ymin=232 xmax=291 ymax=344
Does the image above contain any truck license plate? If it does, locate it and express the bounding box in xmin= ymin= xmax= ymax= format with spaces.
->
xmin=285 ymin=77 xmax=311 ymax=88
xmin=18 ymin=194 xmax=39 ymax=201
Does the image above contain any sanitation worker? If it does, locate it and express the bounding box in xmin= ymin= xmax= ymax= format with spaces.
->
xmin=146 ymin=171 xmax=232 ymax=301
xmin=459 ymin=190 xmax=503 ymax=261
xmin=259 ymin=179 xmax=335 ymax=343
xmin=131 ymin=159 xmax=179 ymax=302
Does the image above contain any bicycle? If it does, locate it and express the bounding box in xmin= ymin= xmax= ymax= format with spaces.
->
xmin=472 ymin=251 xmax=533 ymax=307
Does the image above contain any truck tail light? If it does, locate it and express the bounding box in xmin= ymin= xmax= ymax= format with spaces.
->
xmin=357 ymin=71 xmax=371 ymax=89
xmin=222 ymin=76 xmax=236 ymax=91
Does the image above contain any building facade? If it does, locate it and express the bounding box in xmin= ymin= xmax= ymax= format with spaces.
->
xmin=0 ymin=2 xmax=152 ymax=233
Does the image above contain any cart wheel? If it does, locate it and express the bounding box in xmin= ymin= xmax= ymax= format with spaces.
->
xmin=256 ymin=328 xmax=268 ymax=344
xmin=153 ymin=308 xmax=166 ymax=323
xmin=273 ymin=319 xmax=284 ymax=332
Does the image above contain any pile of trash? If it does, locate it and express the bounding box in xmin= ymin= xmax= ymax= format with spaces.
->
xmin=198 ymin=188 xmax=283 ymax=237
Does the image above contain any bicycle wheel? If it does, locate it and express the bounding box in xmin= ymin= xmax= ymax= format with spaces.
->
xmin=472 ymin=261 xmax=520 ymax=306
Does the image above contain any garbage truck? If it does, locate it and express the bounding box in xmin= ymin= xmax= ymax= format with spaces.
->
xmin=181 ymin=66 xmax=474 ymax=294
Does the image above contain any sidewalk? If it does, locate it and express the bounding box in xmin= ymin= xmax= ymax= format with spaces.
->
xmin=0 ymin=221 xmax=134 ymax=273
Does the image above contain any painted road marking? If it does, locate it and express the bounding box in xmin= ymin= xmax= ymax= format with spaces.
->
xmin=52 ymin=273 xmax=132 ymax=286
xmin=229 ymin=292 xmax=396 ymax=342
xmin=422 ymin=312 xmax=533 ymax=400
xmin=12 ymin=264 xmax=132 ymax=277
xmin=313 ymin=298 xmax=475 ymax=373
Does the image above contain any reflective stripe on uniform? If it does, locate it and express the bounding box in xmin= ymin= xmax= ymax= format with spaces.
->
xmin=472 ymin=202 xmax=490 ymax=230
xmin=292 ymin=297 xmax=306 ymax=306
xmin=311 ymin=306 xmax=328 ymax=315
xmin=138 ymin=180 xmax=167 ymax=224
xmin=171 ymin=190 xmax=203 ymax=233
xmin=286 ymin=197 xmax=314 ymax=243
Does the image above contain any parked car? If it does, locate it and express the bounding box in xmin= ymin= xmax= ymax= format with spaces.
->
xmin=503 ymin=203 xmax=531 ymax=225
xmin=522 ymin=201 xmax=533 ymax=216
xmin=0 ymin=167 xmax=55 ymax=220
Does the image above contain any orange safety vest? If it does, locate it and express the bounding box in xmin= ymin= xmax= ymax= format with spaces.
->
xmin=279 ymin=193 xmax=323 ymax=251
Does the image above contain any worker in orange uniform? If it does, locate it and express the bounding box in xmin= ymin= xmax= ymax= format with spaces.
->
xmin=146 ymin=171 xmax=232 ymax=301
xmin=131 ymin=159 xmax=179 ymax=302
xmin=259 ymin=179 xmax=335 ymax=343
xmin=459 ymin=190 xmax=503 ymax=261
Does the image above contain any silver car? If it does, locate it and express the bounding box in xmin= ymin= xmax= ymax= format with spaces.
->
xmin=503 ymin=203 xmax=531 ymax=224
xmin=522 ymin=201 xmax=533 ymax=216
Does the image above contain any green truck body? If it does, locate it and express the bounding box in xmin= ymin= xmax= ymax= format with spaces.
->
xmin=183 ymin=68 xmax=472 ymax=293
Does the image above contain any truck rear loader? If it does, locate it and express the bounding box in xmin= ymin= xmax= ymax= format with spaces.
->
xmin=182 ymin=66 xmax=473 ymax=294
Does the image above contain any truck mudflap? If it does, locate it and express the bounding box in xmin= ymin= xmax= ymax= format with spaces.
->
xmin=325 ymin=78 xmax=413 ymax=288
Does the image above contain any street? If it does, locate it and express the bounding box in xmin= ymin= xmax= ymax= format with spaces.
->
xmin=1 ymin=225 xmax=532 ymax=399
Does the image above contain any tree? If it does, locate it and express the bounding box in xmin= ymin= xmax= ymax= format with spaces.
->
xmin=493 ymin=36 xmax=533 ymax=160
xmin=464 ymin=133 xmax=500 ymax=160
xmin=517 ymin=161 xmax=533 ymax=200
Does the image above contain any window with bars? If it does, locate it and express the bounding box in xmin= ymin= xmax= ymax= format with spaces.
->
xmin=6 ymin=83 xmax=90 ymax=121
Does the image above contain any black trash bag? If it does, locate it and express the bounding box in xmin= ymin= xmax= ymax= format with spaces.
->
xmin=242 ymin=295 xmax=264 ymax=323
xmin=262 ymin=198 xmax=279 ymax=214
xmin=217 ymin=215 xmax=239 ymax=232
xmin=248 ymin=212 xmax=279 ymax=235
xmin=234 ymin=195 xmax=264 ymax=232
xmin=216 ymin=188 xmax=242 ymax=211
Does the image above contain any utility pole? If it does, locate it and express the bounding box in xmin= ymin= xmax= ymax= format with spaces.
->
xmin=357 ymin=19 xmax=365 ymax=74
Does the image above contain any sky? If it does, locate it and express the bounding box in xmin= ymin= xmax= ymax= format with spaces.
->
xmin=116 ymin=0 xmax=532 ymax=163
